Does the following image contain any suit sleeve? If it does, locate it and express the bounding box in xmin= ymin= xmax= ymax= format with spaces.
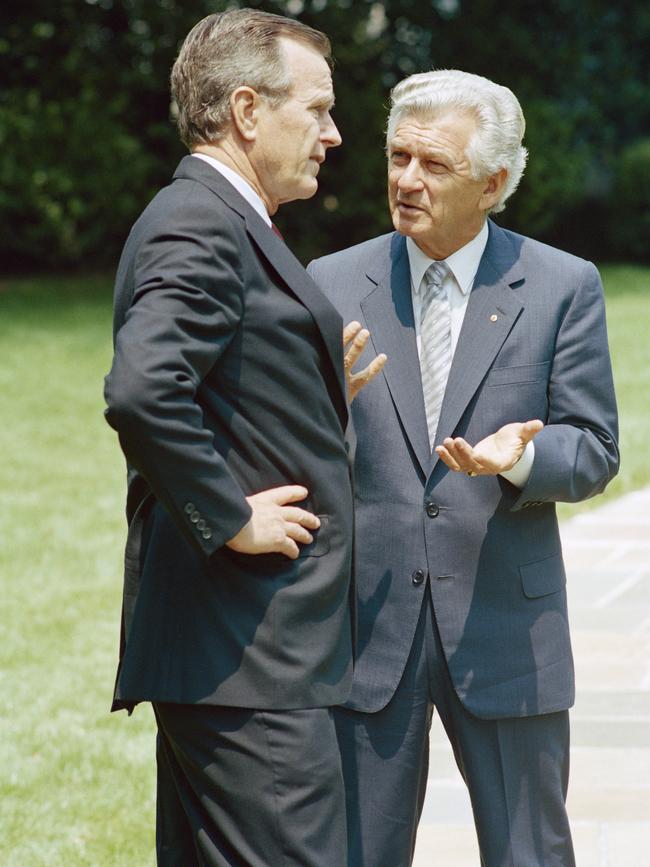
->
xmin=513 ymin=260 xmax=619 ymax=509
xmin=104 ymin=201 xmax=252 ymax=556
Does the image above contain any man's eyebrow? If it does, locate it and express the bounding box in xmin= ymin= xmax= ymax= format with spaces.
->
xmin=317 ymin=96 xmax=335 ymax=110
xmin=389 ymin=141 xmax=447 ymax=160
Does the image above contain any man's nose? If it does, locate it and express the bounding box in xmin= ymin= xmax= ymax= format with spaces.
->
xmin=322 ymin=113 xmax=342 ymax=149
xmin=397 ymin=161 xmax=424 ymax=191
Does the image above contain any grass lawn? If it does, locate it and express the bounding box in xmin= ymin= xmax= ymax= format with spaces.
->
xmin=1 ymin=264 xmax=648 ymax=864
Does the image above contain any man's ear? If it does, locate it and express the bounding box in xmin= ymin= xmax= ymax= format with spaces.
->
xmin=229 ymin=87 xmax=259 ymax=142
xmin=479 ymin=168 xmax=508 ymax=210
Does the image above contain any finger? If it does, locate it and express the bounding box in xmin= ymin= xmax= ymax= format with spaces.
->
xmin=450 ymin=438 xmax=479 ymax=465
xmin=438 ymin=439 xmax=487 ymax=474
xmin=278 ymin=537 xmax=300 ymax=560
xmin=343 ymin=321 xmax=362 ymax=346
xmin=344 ymin=328 xmax=370 ymax=370
xmin=284 ymin=522 xmax=314 ymax=545
xmin=355 ymin=354 xmax=387 ymax=383
xmin=281 ymin=507 xmax=320 ymax=529
xmin=438 ymin=437 xmax=471 ymax=466
xmin=261 ymin=485 xmax=309 ymax=505
xmin=434 ymin=445 xmax=462 ymax=472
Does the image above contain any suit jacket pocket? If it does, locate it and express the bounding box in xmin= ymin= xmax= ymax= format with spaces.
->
xmin=484 ymin=360 xmax=551 ymax=388
xmin=218 ymin=515 xmax=331 ymax=573
xmin=519 ymin=552 xmax=566 ymax=598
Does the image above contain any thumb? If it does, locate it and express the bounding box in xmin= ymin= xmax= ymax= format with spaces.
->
xmin=521 ymin=419 xmax=544 ymax=443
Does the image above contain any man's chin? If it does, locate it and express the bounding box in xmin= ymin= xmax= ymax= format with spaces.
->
xmin=391 ymin=209 xmax=423 ymax=237
xmin=297 ymin=177 xmax=320 ymax=200
xmin=278 ymin=178 xmax=319 ymax=206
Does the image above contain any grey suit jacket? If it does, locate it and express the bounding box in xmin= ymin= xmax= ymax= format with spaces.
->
xmin=309 ymin=222 xmax=619 ymax=719
xmin=105 ymin=156 xmax=354 ymax=712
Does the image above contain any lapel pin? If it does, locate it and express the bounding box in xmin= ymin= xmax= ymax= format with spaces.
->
xmin=490 ymin=314 xmax=498 ymax=322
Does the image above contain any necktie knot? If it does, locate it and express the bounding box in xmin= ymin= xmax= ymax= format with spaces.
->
xmin=424 ymin=260 xmax=448 ymax=290
xmin=421 ymin=261 xmax=448 ymax=317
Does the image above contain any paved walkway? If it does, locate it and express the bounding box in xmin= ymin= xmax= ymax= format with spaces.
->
xmin=413 ymin=487 xmax=650 ymax=867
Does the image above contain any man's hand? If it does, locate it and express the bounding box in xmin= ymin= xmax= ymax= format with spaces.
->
xmin=343 ymin=321 xmax=387 ymax=402
xmin=226 ymin=485 xmax=320 ymax=559
xmin=435 ymin=419 xmax=544 ymax=476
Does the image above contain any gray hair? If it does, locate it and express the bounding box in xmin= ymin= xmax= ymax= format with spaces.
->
xmin=171 ymin=9 xmax=331 ymax=149
xmin=387 ymin=69 xmax=528 ymax=213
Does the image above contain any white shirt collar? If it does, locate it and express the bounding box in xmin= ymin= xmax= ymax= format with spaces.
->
xmin=407 ymin=221 xmax=489 ymax=296
xmin=191 ymin=152 xmax=272 ymax=227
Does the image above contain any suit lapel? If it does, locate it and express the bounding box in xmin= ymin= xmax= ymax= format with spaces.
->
xmin=361 ymin=234 xmax=432 ymax=477
xmin=172 ymin=157 xmax=348 ymax=428
xmin=430 ymin=221 xmax=525 ymax=473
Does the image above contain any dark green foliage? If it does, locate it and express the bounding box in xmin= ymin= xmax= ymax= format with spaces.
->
xmin=1 ymin=0 xmax=648 ymax=268
xmin=609 ymin=139 xmax=650 ymax=262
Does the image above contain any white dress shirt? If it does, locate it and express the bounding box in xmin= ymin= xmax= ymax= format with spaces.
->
xmin=406 ymin=223 xmax=533 ymax=488
xmin=191 ymin=152 xmax=272 ymax=227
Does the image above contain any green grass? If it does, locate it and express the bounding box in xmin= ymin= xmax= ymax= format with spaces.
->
xmin=0 ymin=275 xmax=156 ymax=866
xmin=1 ymin=264 xmax=648 ymax=864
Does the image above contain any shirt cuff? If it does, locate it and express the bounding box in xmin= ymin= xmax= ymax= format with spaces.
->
xmin=499 ymin=440 xmax=535 ymax=488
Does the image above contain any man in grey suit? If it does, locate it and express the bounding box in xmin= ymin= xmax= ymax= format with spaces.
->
xmin=309 ymin=69 xmax=619 ymax=866
xmin=104 ymin=10 xmax=382 ymax=866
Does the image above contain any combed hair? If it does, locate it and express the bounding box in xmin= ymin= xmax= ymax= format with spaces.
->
xmin=387 ymin=69 xmax=528 ymax=213
xmin=171 ymin=9 xmax=331 ymax=149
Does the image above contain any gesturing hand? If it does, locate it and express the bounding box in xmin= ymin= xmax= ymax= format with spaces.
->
xmin=435 ymin=419 xmax=544 ymax=477
xmin=343 ymin=321 xmax=387 ymax=402
xmin=226 ymin=485 xmax=320 ymax=560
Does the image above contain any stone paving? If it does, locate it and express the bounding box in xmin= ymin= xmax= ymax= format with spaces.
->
xmin=413 ymin=487 xmax=650 ymax=866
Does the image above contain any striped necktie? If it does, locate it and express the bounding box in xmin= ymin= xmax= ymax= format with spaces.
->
xmin=419 ymin=261 xmax=451 ymax=448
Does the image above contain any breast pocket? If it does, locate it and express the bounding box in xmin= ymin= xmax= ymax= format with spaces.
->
xmin=484 ymin=360 xmax=551 ymax=388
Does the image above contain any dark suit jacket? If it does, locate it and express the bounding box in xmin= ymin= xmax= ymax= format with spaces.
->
xmin=308 ymin=223 xmax=619 ymax=719
xmin=104 ymin=156 xmax=354 ymax=711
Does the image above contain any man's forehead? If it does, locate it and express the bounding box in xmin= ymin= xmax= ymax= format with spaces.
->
xmin=293 ymin=71 xmax=335 ymax=104
xmin=281 ymin=38 xmax=334 ymax=98
xmin=389 ymin=112 xmax=476 ymax=150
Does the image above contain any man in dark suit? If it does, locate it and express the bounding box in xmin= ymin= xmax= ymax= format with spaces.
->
xmin=309 ymin=69 xmax=619 ymax=866
xmin=104 ymin=10 xmax=382 ymax=866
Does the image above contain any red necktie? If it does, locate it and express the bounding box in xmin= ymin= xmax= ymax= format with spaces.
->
xmin=271 ymin=222 xmax=284 ymax=241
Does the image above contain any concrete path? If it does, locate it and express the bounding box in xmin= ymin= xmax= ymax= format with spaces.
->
xmin=413 ymin=487 xmax=650 ymax=866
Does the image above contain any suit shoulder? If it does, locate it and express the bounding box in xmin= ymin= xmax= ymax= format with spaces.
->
xmin=496 ymin=224 xmax=598 ymax=281
xmin=130 ymin=177 xmax=243 ymax=244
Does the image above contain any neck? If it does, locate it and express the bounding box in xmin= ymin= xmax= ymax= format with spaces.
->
xmin=192 ymin=140 xmax=276 ymax=215
xmin=415 ymin=219 xmax=487 ymax=260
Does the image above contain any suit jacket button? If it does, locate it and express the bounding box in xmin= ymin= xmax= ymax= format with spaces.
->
xmin=412 ymin=569 xmax=425 ymax=585
xmin=197 ymin=519 xmax=206 ymax=531
xmin=425 ymin=502 xmax=439 ymax=518
xmin=184 ymin=502 xmax=195 ymax=515
xmin=190 ymin=510 xmax=200 ymax=523
xmin=202 ymin=528 xmax=212 ymax=540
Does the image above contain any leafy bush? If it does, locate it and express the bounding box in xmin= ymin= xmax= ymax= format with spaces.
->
xmin=608 ymin=139 xmax=650 ymax=262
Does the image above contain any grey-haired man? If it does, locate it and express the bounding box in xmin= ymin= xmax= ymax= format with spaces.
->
xmin=309 ymin=69 xmax=619 ymax=866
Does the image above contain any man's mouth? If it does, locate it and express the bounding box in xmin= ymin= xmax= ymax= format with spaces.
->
xmin=396 ymin=201 xmax=422 ymax=212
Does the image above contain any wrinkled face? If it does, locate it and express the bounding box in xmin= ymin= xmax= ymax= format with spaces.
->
xmin=253 ymin=38 xmax=341 ymax=212
xmin=387 ymin=110 xmax=501 ymax=259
